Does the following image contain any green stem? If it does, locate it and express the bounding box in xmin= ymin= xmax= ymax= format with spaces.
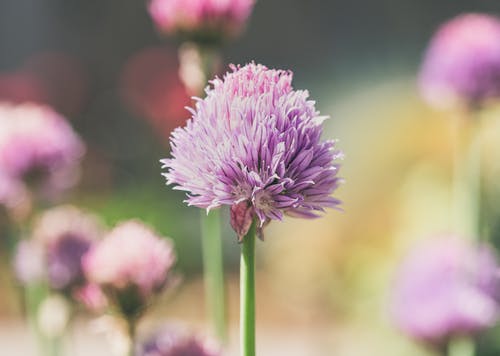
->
xmin=201 ymin=209 xmax=227 ymax=342
xmin=198 ymin=45 xmax=218 ymax=84
xmin=46 ymin=335 xmax=62 ymax=356
xmin=126 ymin=317 xmax=136 ymax=356
xmin=25 ymin=285 xmax=59 ymax=356
xmin=447 ymin=337 xmax=475 ymax=356
xmin=240 ymin=222 xmax=256 ymax=356
xmin=467 ymin=124 xmax=482 ymax=240
xmin=451 ymin=111 xmax=484 ymax=241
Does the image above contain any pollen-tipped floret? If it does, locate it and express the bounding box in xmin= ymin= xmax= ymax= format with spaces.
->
xmin=162 ymin=63 xmax=342 ymax=238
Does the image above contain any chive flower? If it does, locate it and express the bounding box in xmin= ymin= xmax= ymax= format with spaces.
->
xmin=148 ymin=0 xmax=255 ymax=44
xmin=419 ymin=13 xmax=500 ymax=109
xmin=391 ymin=235 xmax=500 ymax=347
xmin=0 ymin=102 xmax=84 ymax=198
xmin=162 ymin=63 xmax=342 ymax=239
xmin=32 ymin=205 xmax=104 ymax=292
xmin=83 ymin=220 xmax=176 ymax=319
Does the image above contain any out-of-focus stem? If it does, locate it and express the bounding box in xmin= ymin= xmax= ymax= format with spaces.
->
xmin=201 ymin=209 xmax=227 ymax=342
xmin=447 ymin=337 xmax=475 ymax=356
xmin=240 ymin=221 xmax=256 ymax=356
xmin=126 ymin=317 xmax=136 ymax=356
xmin=178 ymin=42 xmax=227 ymax=342
xmin=178 ymin=43 xmax=219 ymax=95
xmin=451 ymin=109 xmax=483 ymax=240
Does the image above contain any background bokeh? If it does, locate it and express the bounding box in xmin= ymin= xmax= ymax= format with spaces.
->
xmin=1 ymin=1 xmax=500 ymax=355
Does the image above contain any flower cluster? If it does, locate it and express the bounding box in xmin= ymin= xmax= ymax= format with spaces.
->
xmin=0 ymin=102 xmax=84 ymax=206
xmin=83 ymin=220 xmax=176 ymax=318
xmin=162 ymin=63 xmax=342 ymax=239
xmin=148 ymin=0 xmax=255 ymax=44
xmin=14 ymin=205 xmax=103 ymax=293
xmin=419 ymin=13 xmax=500 ymax=109
xmin=391 ymin=235 xmax=500 ymax=346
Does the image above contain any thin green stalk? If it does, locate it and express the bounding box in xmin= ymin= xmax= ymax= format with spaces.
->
xmin=451 ymin=110 xmax=484 ymax=241
xmin=447 ymin=337 xmax=475 ymax=356
xmin=46 ymin=335 xmax=62 ymax=356
xmin=178 ymin=41 xmax=226 ymax=342
xmin=126 ymin=318 xmax=136 ymax=356
xmin=25 ymin=285 xmax=58 ymax=356
xmin=467 ymin=125 xmax=482 ymax=240
xmin=201 ymin=209 xmax=227 ymax=342
xmin=189 ymin=43 xmax=227 ymax=342
xmin=240 ymin=222 xmax=256 ymax=356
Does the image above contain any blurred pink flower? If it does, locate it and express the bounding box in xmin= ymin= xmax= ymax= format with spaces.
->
xmin=420 ymin=13 xmax=500 ymax=109
xmin=120 ymin=46 xmax=191 ymax=138
xmin=391 ymin=235 xmax=500 ymax=346
xmin=32 ymin=205 xmax=104 ymax=291
xmin=148 ymin=0 xmax=255 ymax=43
xmin=83 ymin=220 xmax=176 ymax=301
xmin=0 ymin=72 xmax=46 ymax=105
xmin=0 ymin=102 xmax=85 ymax=199
xmin=73 ymin=283 xmax=108 ymax=312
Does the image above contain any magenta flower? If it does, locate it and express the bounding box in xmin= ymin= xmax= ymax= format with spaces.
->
xmin=148 ymin=0 xmax=255 ymax=43
xmin=420 ymin=13 xmax=500 ymax=109
xmin=162 ymin=63 xmax=342 ymax=239
xmin=83 ymin=220 xmax=176 ymax=317
xmin=32 ymin=205 xmax=104 ymax=292
xmin=391 ymin=235 xmax=500 ymax=346
xmin=138 ymin=325 xmax=219 ymax=356
xmin=0 ymin=102 xmax=84 ymax=198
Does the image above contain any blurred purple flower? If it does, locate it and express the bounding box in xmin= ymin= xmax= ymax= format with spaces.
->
xmin=419 ymin=13 xmax=500 ymax=109
xmin=83 ymin=220 xmax=176 ymax=316
xmin=33 ymin=205 xmax=103 ymax=291
xmin=0 ymin=102 xmax=85 ymax=199
xmin=391 ymin=235 xmax=500 ymax=346
xmin=138 ymin=325 xmax=219 ymax=356
xmin=148 ymin=0 xmax=255 ymax=43
xmin=162 ymin=63 xmax=342 ymax=239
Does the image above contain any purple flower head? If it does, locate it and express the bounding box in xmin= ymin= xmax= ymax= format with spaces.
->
xmin=0 ymin=102 xmax=85 ymax=198
xmin=83 ymin=220 xmax=176 ymax=317
xmin=391 ymin=235 xmax=500 ymax=347
xmin=33 ymin=205 xmax=104 ymax=291
xmin=419 ymin=13 xmax=500 ymax=109
xmin=162 ymin=63 xmax=343 ymax=239
xmin=138 ymin=325 xmax=219 ymax=356
xmin=148 ymin=0 xmax=255 ymax=44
